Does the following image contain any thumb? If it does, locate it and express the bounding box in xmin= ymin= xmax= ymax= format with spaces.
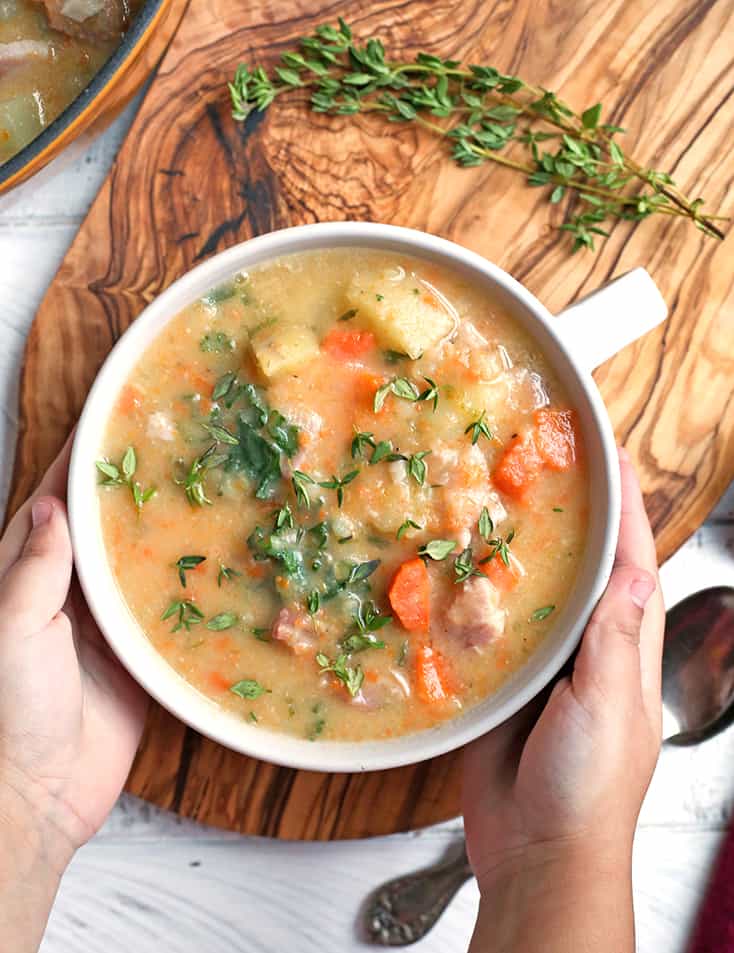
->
xmin=0 ymin=497 xmax=73 ymax=637
xmin=574 ymin=564 xmax=656 ymax=703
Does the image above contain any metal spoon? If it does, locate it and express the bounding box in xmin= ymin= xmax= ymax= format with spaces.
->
xmin=364 ymin=586 xmax=734 ymax=946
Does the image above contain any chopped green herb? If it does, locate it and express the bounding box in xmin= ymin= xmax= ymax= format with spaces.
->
xmin=200 ymin=331 xmax=234 ymax=353
xmin=212 ymin=371 xmax=237 ymax=401
xmin=397 ymin=639 xmax=408 ymax=666
xmin=292 ymin=470 xmax=316 ymax=508
xmin=343 ymin=559 xmax=380 ymax=586
xmin=383 ymin=349 xmax=412 ymax=364
xmin=412 ymin=287 xmax=420 ymax=295
xmin=252 ymin=626 xmax=271 ymax=641
xmin=553 ymin=506 xmax=564 ymax=512
xmin=478 ymin=507 xmax=494 ymax=543
xmin=201 ymin=421 xmax=239 ymax=445
xmin=308 ymin=521 xmax=329 ymax=550
xmin=207 ymin=612 xmax=238 ymax=631
xmin=353 ymin=599 xmax=391 ymax=634
xmin=95 ymin=447 xmax=156 ymax=513
xmin=418 ymin=376 xmax=439 ymax=412
xmin=531 ymin=605 xmax=556 ymax=621
xmin=227 ymin=417 xmax=282 ymax=499
xmin=316 ymin=652 xmax=364 ymax=697
xmin=274 ymin=503 xmax=294 ymax=530
xmin=217 ymin=563 xmax=242 ymax=587
xmin=338 ymin=308 xmax=358 ymax=321
xmin=161 ymin=599 xmax=204 ymax=632
xmin=230 ymin=678 xmax=269 ymax=699
xmin=464 ymin=410 xmax=494 ymax=445
xmin=454 ymin=547 xmax=482 ymax=583
xmin=319 ymin=469 xmax=359 ymax=507
xmin=180 ymin=444 xmax=228 ymax=506
xmin=407 ymin=450 xmax=431 ymax=485
xmin=308 ymin=716 xmax=326 ymax=740
xmin=370 ymin=440 xmax=405 ymax=465
xmin=175 ymin=555 xmax=206 ymax=588
xmin=202 ymin=282 xmax=237 ymax=305
xmin=376 ymin=293 xmax=384 ymax=302
xmin=341 ymin=632 xmax=386 ymax=653
xmin=249 ymin=711 xmax=259 ymax=723
xmin=419 ymin=539 xmax=457 ymax=561
xmin=397 ymin=518 xmax=422 ymax=540
xmin=373 ymin=376 xmax=420 ymax=412
xmin=479 ymin=528 xmax=515 ymax=567
xmin=306 ymin=590 xmax=320 ymax=615
xmin=351 ymin=430 xmax=375 ymax=459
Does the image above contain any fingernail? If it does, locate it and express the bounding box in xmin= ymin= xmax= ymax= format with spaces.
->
xmin=630 ymin=575 xmax=655 ymax=609
xmin=31 ymin=500 xmax=52 ymax=527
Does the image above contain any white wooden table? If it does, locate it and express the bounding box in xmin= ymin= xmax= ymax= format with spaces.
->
xmin=1 ymin=101 xmax=733 ymax=953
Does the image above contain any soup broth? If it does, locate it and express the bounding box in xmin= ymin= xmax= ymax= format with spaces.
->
xmin=0 ymin=0 xmax=141 ymax=164
xmin=97 ymin=248 xmax=588 ymax=742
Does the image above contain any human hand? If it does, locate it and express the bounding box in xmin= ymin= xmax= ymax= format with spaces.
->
xmin=463 ymin=448 xmax=664 ymax=952
xmin=0 ymin=438 xmax=148 ymax=861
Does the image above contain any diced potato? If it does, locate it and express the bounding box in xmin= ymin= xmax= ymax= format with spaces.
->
xmin=250 ymin=323 xmax=320 ymax=379
xmin=345 ymin=272 xmax=455 ymax=359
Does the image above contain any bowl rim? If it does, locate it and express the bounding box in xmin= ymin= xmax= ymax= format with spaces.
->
xmin=0 ymin=0 xmax=167 ymax=188
xmin=69 ymin=221 xmax=621 ymax=773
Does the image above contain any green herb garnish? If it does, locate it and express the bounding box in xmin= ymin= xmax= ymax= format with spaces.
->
xmin=252 ymin=626 xmax=271 ymax=641
xmin=397 ymin=518 xmax=422 ymax=539
xmin=531 ymin=605 xmax=556 ymax=621
xmin=292 ymin=470 xmax=316 ymax=508
xmin=383 ymin=349 xmax=412 ymax=364
xmin=230 ymin=20 xmax=725 ymax=250
xmin=419 ymin=539 xmax=456 ymax=561
xmin=319 ymin=469 xmax=359 ymax=507
xmin=454 ymin=547 xmax=482 ymax=583
xmin=370 ymin=440 xmax=405 ymax=465
xmin=306 ymin=590 xmax=320 ymax=615
xmin=200 ymin=331 xmax=234 ymax=353
xmin=479 ymin=528 xmax=515 ymax=567
xmin=478 ymin=506 xmax=493 ymax=542
xmin=316 ymin=652 xmax=364 ymax=697
xmin=374 ymin=376 xmax=420 ymax=412
xmin=274 ymin=503 xmax=295 ymax=530
xmin=351 ymin=430 xmax=375 ymax=459
xmin=181 ymin=444 xmax=228 ymax=506
xmin=418 ymin=377 xmax=439 ymax=412
xmin=95 ymin=447 xmax=157 ymax=513
xmin=206 ymin=612 xmax=239 ymax=631
xmin=464 ymin=411 xmax=493 ymax=446
xmin=217 ymin=563 xmax=242 ymax=586
xmin=201 ymin=421 xmax=239 ymax=445
xmin=397 ymin=639 xmax=409 ymax=666
xmin=553 ymin=506 xmax=564 ymax=512
xmin=407 ymin=450 xmax=431 ymax=485
xmin=338 ymin=308 xmax=358 ymax=321
xmin=161 ymin=599 xmax=204 ymax=632
xmin=175 ymin=555 xmax=206 ymax=588
xmin=230 ymin=679 xmax=269 ymax=699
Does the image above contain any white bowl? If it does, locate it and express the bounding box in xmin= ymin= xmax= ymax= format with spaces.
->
xmin=68 ymin=222 xmax=667 ymax=773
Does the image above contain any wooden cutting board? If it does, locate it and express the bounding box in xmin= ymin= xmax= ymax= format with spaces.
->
xmin=8 ymin=0 xmax=734 ymax=839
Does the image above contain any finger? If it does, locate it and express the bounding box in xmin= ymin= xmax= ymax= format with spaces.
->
xmin=0 ymin=434 xmax=73 ymax=580
xmin=0 ymin=497 xmax=73 ymax=637
xmin=615 ymin=447 xmax=665 ymax=707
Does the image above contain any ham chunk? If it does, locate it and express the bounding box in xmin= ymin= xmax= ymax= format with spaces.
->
xmin=271 ymin=607 xmax=317 ymax=655
xmin=32 ymin=0 xmax=132 ymax=41
xmin=443 ymin=576 xmax=506 ymax=648
xmin=432 ymin=443 xmax=507 ymax=547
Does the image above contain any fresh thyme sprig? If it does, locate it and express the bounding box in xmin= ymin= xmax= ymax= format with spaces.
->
xmin=229 ymin=19 xmax=725 ymax=251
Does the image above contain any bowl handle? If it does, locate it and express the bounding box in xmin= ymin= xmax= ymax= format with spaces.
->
xmin=553 ymin=267 xmax=668 ymax=371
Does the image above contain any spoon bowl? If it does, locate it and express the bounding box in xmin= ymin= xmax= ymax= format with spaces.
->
xmin=662 ymin=586 xmax=734 ymax=745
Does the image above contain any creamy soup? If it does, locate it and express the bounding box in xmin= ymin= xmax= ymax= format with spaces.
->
xmin=0 ymin=0 xmax=142 ymax=164
xmin=97 ymin=249 xmax=588 ymax=742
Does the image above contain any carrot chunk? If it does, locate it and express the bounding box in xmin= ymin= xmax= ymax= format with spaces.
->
xmin=388 ymin=558 xmax=430 ymax=631
xmin=321 ymin=327 xmax=377 ymax=361
xmin=117 ymin=384 xmax=143 ymax=416
xmin=479 ymin=553 xmax=524 ymax=592
xmin=534 ymin=409 xmax=577 ymax=471
xmin=207 ymin=671 xmax=231 ymax=693
xmin=414 ymin=644 xmax=451 ymax=704
xmin=493 ymin=431 xmax=544 ymax=501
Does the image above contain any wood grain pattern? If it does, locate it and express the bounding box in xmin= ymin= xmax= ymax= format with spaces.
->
xmin=8 ymin=0 xmax=734 ymax=839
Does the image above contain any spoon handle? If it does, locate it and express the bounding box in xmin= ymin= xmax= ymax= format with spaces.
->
xmin=365 ymin=842 xmax=473 ymax=946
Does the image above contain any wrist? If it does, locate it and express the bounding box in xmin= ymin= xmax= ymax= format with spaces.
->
xmin=470 ymin=837 xmax=634 ymax=953
xmin=0 ymin=760 xmax=76 ymax=878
